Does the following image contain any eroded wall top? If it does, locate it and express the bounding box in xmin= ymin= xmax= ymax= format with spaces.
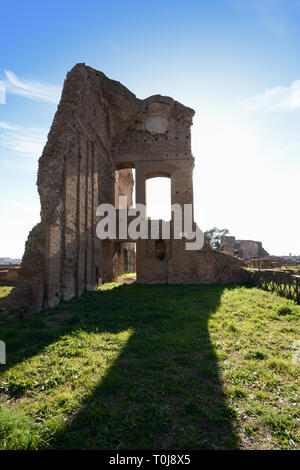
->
xmin=114 ymin=94 xmax=195 ymax=168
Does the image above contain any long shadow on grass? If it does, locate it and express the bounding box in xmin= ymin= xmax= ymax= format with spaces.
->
xmin=51 ymin=283 xmax=239 ymax=449
xmin=0 ymin=283 xmax=239 ymax=449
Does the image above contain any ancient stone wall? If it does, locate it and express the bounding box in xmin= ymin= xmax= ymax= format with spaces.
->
xmin=219 ymin=236 xmax=236 ymax=257
xmin=0 ymin=267 xmax=20 ymax=282
xmin=251 ymin=258 xmax=281 ymax=269
xmin=1 ymin=64 xmax=247 ymax=314
xmin=2 ymin=64 xmax=140 ymax=312
xmin=235 ymin=240 xmax=269 ymax=261
xmin=221 ymin=236 xmax=269 ymax=261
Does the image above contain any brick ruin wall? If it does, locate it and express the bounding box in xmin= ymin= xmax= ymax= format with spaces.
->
xmin=221 ymin=236 xmax=269 ymax=261
xmin=1 ymin=64 xmax=247 ymax=314
xmin=1 ymin=64 xmax=140 ymax=312
xmin=0 ymin=267 xmax=20 ymax=282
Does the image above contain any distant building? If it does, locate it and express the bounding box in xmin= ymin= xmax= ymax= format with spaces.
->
xmin=0 ymin=257 xmax=21 ymax=265
xmin=220 ymin=236 xmax=269 ymax=261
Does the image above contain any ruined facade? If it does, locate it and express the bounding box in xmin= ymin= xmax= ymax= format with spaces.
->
xmin=220 ymin=236 xmax=269 ymax=261
xmin=0 ymin=266 xmax=20 ymax=282
xmin=2 ymin=64 xmax=246 ymax=313
xmin=251 ymin=258 xmax=281 ymax=269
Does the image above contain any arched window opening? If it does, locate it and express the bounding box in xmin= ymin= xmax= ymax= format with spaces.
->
xmin=146 ymin=177 xmax=171 ymax=220
xmin=115 ymin=168 xmax=135 ymax=209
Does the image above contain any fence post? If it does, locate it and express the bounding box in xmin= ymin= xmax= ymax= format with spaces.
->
xmin=296 ymin=277 xmax=300 ymax=305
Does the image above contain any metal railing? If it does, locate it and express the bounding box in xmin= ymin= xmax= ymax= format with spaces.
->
xmin=248 ymin=269 xmax=300 ymax=305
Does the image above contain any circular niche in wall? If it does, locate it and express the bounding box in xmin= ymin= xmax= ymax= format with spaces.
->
xmin=144 ymin=115 xmax=168 ymax=134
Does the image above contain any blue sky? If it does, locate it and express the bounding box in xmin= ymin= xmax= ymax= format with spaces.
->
xmin=0 ymin=0 xmax=299 ymax=257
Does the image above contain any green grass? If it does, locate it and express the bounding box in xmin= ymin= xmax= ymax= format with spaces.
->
xmin=0 ymin=282 xmax=14 ymax=300
xmin=283 ymin=266 xmax=300 ymax=272
xmin=118 ymin=272 xmax=136 ymax=279
xmin=0 ymin=281 xmax=299 ymax=450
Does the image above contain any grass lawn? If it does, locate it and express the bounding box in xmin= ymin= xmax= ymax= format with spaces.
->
xmin=283 ymin=266 xmax=300 ymax=272
xmin=0 ymin=282 xmax=15 ymax=301
xmin=0 ymin=280 xmax=299 ymax=450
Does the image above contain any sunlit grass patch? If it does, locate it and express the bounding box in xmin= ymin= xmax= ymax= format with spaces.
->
xmin=0 ymin=283 xmax=14 ymax=300
xmin=119 ymin=272 xmax=136 ymax=279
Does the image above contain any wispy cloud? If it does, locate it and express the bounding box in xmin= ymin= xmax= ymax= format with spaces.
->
xmin=0 ymin=80 xmax=5 ymax=104
xmin=0 ymin=121 xmax=18 ymax=130
xmin=0 ymin=121 xmax=48 ymax=159
xmin=244 ymin=80 xmax=300 ymax=112
xmin=4 ymin=70 xmax=61 ymax=104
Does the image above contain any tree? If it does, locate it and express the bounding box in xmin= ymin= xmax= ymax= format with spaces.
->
xmin=204 ymin=227 xmax=229 ymax=250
